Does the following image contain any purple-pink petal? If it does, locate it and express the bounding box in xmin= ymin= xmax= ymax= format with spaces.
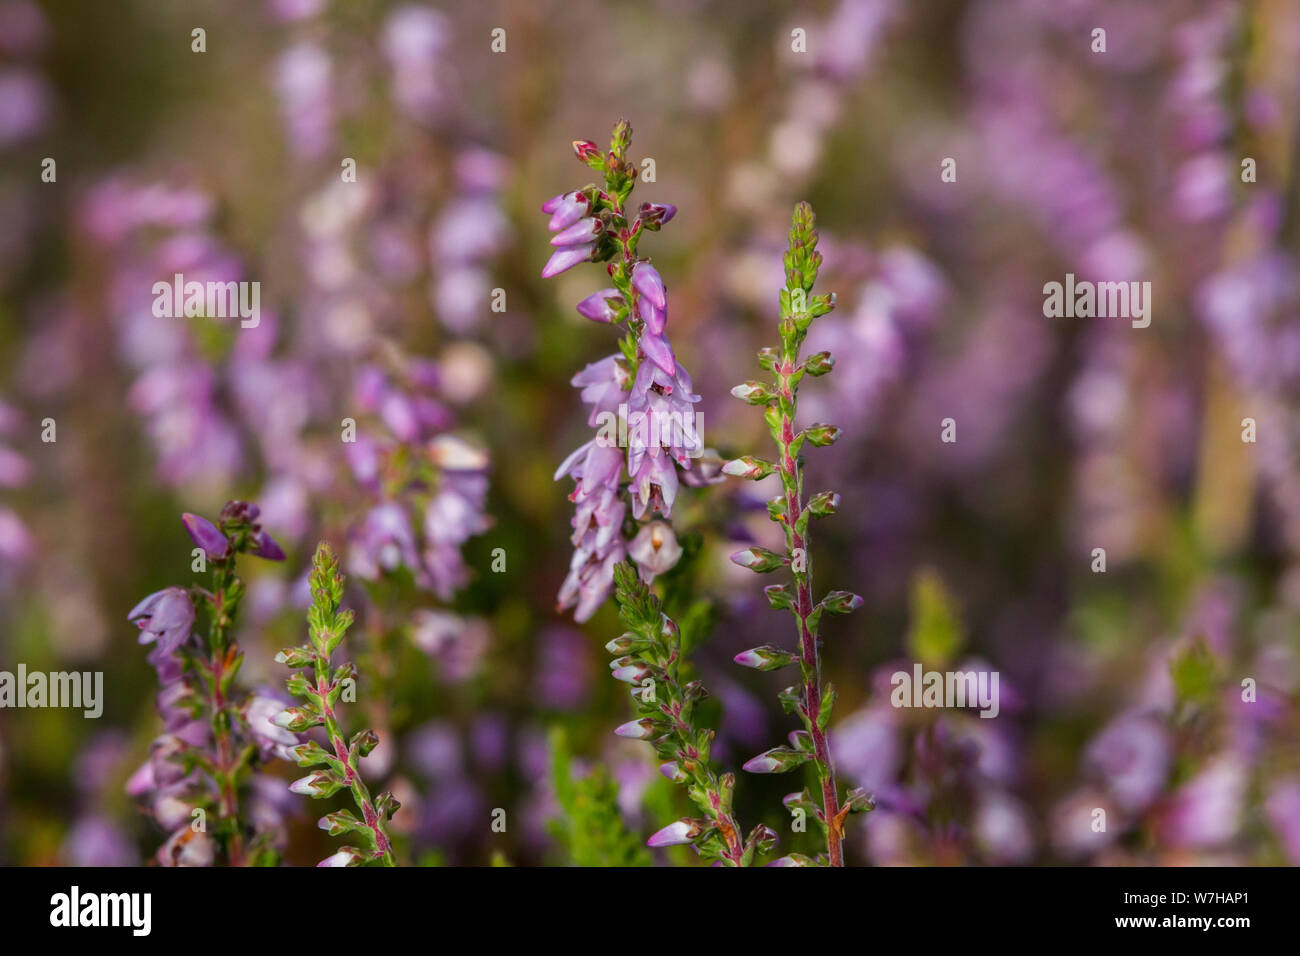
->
xmin=631 ymin=262 xmax=666 ymax=309
xmin=251 ymin=531 xmax=286 ymax=561
xmin=550 ymin=217 xmax=601 ymax=246
xmin=542 ymin=242 xmax=594 ymax=279
xmin=639 ymin=331 xmax=676 ymax=376
xmin=575 ymin=288 xmax=621 ymax=323
xmin=182 ymin=513 xmax=230 ymax=559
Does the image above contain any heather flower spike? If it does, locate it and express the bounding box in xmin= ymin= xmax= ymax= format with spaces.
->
xmin=127 ymin=500 xmax=294 ymax=866
xmin=278 ymin=542 xmax=398 ymax=866
xmin=543 ymin=120 xmax=701 ymax=619
xmin=724 ymin=203 xmax=868 ymax=867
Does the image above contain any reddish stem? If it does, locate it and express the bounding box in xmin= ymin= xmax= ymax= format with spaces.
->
xmin=778 ymin=384 xmax=844 ymax=867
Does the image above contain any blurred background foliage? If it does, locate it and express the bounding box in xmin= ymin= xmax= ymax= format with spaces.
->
xmin=0 ymin=0 xmax=1298 ymax=865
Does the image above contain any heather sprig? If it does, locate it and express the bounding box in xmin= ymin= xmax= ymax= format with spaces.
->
xmin=276 ymin=542 xmax=398 ymax=866
xmin=545 ymin=120 xmax=705 ymax=622
xmin=608 ymin=562 xmax=777 ymax=866
xmin=725 ymin=203 xmax=870 ymax=867
xmin=547 ymin=727 xmax=651 ymax=867
xmin=127 ymin=500 xmax=290 ymax=866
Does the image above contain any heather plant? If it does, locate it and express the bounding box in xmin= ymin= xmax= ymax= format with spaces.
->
xmin=724 ymin=202 xmax=871 ymax=867
xmin=275 ymin=542 xmax=399 ymax=866
xmin=126 ymin=501 xmax=292 ymax=866
xmin=608 ymin=563 xmax=773 ymax=865
xmin=543 ymin=119 xmax=712 ymax=623
xmin=547 ymin=727 xmax=651 ymax=867
xmin=559 ymin=178 xmax=873 ymax=864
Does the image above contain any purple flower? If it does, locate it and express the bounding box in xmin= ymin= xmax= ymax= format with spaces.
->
xmin=555 ymin=438 xmax=623 ymax=501
xmin=638 ymin=331 xmax=676 ymax=376
xmin=626 ymin=358 xmax=702 ymax=467
xmin=647 ymin=818 xmax=701 ymax=847
xmin=571 ymin=355 xmax=630 ymax=426
xmin=557 ymin=487 xmax=627 ymax=623
xmin=245 ymin=691 xmax=300 ymax=762
xmin=251 ymin=530 xmax=286 ymax=561
xmin=639 ymin=202 xmax=676 ymax=226
xmin=157 ymin=827 xmax=215 ymax=867
xmin=349 ymin=502 xmax=420 ymax=580
xmin=382 ymin=5 xmax=448 ymax=121
xmin=1160 ymin=755 xmax=1247 ymax=849
xmin=542 ymin=242 xmax=594 ymax=279
xmin=575 ymin=288 xmax=623 ymax=323
xmin=61 ymin=816 xmax=137 ymax=867
xmin=631 ymin=262 xmax=666 ymax=310
xmin=182 ymin=512 xmax=230 ymax=559
xmin=541 ymin=129 xmax=700 ymax=623
xmin=637 ymin=296 xmax=666 ymax=336
xmin=551 ymin=217 xmax=602 ymax=247
xmin=274 ymin=41 xmax=332 ymax=159
xmin=543 ymin=190 xmax=590 ymax=230
xmin=627 ymin=520 xmax=682 ymax=582
xmin=128 ymin=587 xmax=196 ymax=659
xmin=1084 ymin=712 xmax=1170 ymax=812
xmin=628 ymin=448 xmax=679 ymax=520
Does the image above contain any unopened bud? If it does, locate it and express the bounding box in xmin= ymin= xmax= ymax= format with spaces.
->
xmin=821 ymin=590 xmax=863 ymax=614
xmin=733 ymin=645 xmax=798 ymax=671
xmin=729 ymin=546 xmax=786 ymax=573
xmin=731 ymin=381 xmax=774 ymax=405
xmin=721 ymin=456 xmax=774 ymax=480
xmin=647 ymin=818 xmax=706 ymax=847
xmin=803 ymin=423 xmax=841 ymax=447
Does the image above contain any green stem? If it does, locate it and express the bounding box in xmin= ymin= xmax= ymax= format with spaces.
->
xmin=205 ymin=559 xmax=246 ymax=866
xmin=776 ymin=305 xmax=843 ymax=867
xmin=313 ymin=632 xmax=394 ymax=865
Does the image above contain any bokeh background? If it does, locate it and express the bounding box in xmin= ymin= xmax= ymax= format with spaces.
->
xmin=1 ymin=0 xmax=1298 ymax=865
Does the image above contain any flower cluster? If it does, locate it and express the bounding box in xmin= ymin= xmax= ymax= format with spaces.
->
xmin=724 ymin=203 xmax=871 ymax=867
xmin=544 ymin=120 xmax=708 ymax=621
xmin=275 ymin=542 xmax=399 ymax=866
xmin=126 ymin=501 xmax=292 ymax=866
xmin=80 ymin=179 xmax=250 ymax=489
xmin=345 ymin=360 xmax=491 ymax=601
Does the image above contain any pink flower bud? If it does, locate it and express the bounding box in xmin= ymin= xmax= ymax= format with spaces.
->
xmin=639 ymin=331 xmax=676 ymax=375
xmin=614 ymin=718 xmax=659 ymax=739
xmin=545 ymin=190 xmax=590 ymax=231
xmin=572 ymin=139 xmax=600 ymax=163
xmin=550 ymin=216 xmax=602 ymax=246
xmin=647 ymin=818 xmax=703 ymax=847
xmin=575 ymin=288 xmax=622 ymax=323
xmin=637 ymin=294 xmax=666 ymax=335
xmin=542 ymin=241 xmax=594 ymax=278
xmin=182 ymin=512 xmax=230 ymax=559
xmin=631 ymin=262 xmax=666 ymax=309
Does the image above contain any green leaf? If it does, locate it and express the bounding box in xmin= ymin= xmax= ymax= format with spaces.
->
xmin=817 ymin=682 xmax=837 ymax=732
xmin=1170 ymin=637 xmax=1219 ymax=707
xmin=906 ymin=568 xmax=964 ymax=668
xmin=764 ymin=583 xmax=794 ymax=611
